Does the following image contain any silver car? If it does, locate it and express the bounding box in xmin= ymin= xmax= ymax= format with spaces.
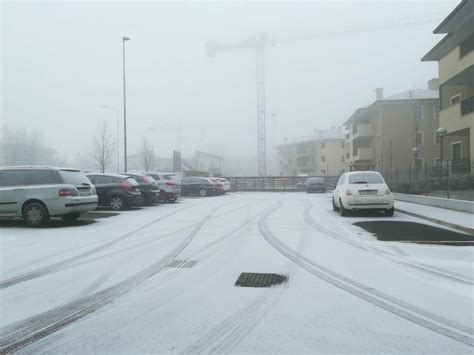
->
xmin=0 ymin=166 xmax=98 ymax=226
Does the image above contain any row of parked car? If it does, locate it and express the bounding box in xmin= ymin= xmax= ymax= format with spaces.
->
xmin=0 ymin=166 xmax=231 ymax=227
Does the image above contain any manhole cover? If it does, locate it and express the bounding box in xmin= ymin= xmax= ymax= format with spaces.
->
xmin=234 ymin=273 xmax=288 ymax=288
xmin=164 ymin=260 xmax=197 ymax=268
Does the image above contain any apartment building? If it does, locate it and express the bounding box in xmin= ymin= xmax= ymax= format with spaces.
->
xmin=422 ymin=0 xmax=473 ymax=169
xmin=344 ymin=83 xmax=440 ymax=172
xmin=276 ymin=128 xmax=346 ymax=176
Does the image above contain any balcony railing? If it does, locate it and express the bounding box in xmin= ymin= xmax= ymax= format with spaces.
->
xmin=461 ymin=96 xmax=474 ymax=116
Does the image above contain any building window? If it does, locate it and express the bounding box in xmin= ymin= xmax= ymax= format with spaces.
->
xmin=297 ymin=156 xmax=310 ymax=167
xmin=321 ymin=142 xmax=326 ymax=149
xmin=321 ymin=169 xmax=326 ymax=175
xmin=321 ymin=156 xmax=326 ymax=162
xmin=342 ymin=142 xmax=345 ymax=149
xmin=346 ymin=152 xmax=350 ymax=159
xmin=434 ymin=104 xmax=440 ymax=119
xmin=434 ymin=132 xmax=441 ymax=144
xmin=296 ymin=144 xmax=308 ymax=154
xmin=414 ymin=105 xmax=423 ymax=120
xmin=451 ymin=142 xmax=462 ymax=160
xmin=450 ymin=94 xmax=461 ymax=106
xmin=460 ymin=34 xmax=474 ymax=58
xmin=416 ymin=131 xmax=424 ymax=145
xmin=434 ymin=157 xmax=440 ymax=166
xmin=342 ymin=155 xmax=345 ymax=162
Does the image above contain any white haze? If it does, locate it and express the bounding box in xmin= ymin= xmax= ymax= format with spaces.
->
xmin=1 ymin=0 xmax=457 ymax=174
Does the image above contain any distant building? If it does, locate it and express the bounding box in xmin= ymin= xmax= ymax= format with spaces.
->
xmin=344 ymin=84 xmax=440 ymax=172
xmin=422 ymin=0 xmax=473 ymax=169
xmin=135 ymin=150 xmax=223 ymax=175
xmin=276 ymin=127 xmax=346 ymax=176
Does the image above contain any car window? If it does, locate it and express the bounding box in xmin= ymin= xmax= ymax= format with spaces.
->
xmin=337 ymin=175 xmax=345 ymax=186
xmin=94 ymin=176 xmax=115 ymax=184
xmin=348 ymin=173 xmax=384 ymax=184
xmin=58 ymin=170 xmax=91 ymax=186
xmin=26 ymin=169 xmax=61 ymax=185
xmin=0 ymin=170 xmax=27 ymax=187
xmin=148 ymin=174 xmax=160 ymax=180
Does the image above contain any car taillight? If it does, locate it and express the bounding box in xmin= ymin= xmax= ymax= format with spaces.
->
xmin=165 ymin=181 xmax=175 ymax=186
xmin=143 ymin=176 xmax=151 ymax=183
xmin=59 ymin=188 xmax=79 ymax=197
xmin=345 ymin=189 xmax=353 ymax=196
xmin=121 ymin=179 xmax=133 ymax=190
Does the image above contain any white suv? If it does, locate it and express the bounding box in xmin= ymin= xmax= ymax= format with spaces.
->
xmin=332 ymin=171 xmax=394 ymax=217
xmin=0 ymin=166 xmax=98 ymax=226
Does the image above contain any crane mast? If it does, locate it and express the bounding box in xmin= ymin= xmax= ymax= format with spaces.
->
xmin=207 ymin=33 xmax=270 ymax=177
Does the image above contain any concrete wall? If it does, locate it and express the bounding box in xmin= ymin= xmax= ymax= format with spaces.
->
xmin=394 ymin=193 xmax=474 ymax=213
xmin=439 ymin=46 xmax=474 ymax=84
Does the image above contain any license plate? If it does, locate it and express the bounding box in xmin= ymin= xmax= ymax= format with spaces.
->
xmin=359 ymin=190 xmax=377 ymax=195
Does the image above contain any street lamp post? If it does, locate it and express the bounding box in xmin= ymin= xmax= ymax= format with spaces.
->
xmin=412 ymin=147 xmax=419 ymax=181
xmin=122 ymin=36 xmax=131 ymax=172
xmin=100 ymin=105 xmax=120 ymax=173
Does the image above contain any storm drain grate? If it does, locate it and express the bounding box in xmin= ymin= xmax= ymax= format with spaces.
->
xmin=164 ymin=260 xmax=197 ymax=268
xmin=234 ymin=273 xmax=288 ymax=288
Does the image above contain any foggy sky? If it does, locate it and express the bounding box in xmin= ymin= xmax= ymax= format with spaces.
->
xmin=1 ymin=0 xmax=458 ymax=173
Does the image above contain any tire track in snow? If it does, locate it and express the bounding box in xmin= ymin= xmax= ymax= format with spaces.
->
xmin=183 ymin=290 xmax=283 ymax=355
xmin=0 ymin=205 xmax=222 ymax=354
xmin=304 ymin=202 xmax=474 ymax=286
xmin=259 ymin=202 xmax=474 ymax=348
xmin=0 ymin=201 xmax=210 ymax=289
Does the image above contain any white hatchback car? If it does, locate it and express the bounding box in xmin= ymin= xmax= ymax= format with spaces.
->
xmin=332 ymin=171 xmax=394 ymax=217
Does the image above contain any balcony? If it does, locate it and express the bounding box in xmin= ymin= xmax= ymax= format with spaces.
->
xmin=353 ymin=147 xmax=374 ymax=161
xmin=461 ymin=96 xmax=474 ymax=116
xmin=352 ymin=124 xmax=374 ymax=140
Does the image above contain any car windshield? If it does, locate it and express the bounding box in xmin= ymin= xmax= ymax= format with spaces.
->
xmin=163 ymin=174 xmax=178 ymax=181
xmin=309 ymin=178 xmax=324 ymax=183
xmin=58 ymin=169 xmax=91 ymax=185
xmin=348 ymin=173 xmax=384 ymax=184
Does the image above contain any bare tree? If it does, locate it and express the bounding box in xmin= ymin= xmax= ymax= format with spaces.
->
xmin=142 ymin=138 xmax=155 ymax=171
xmin=91 ymin=121 xmax=115 ymax=173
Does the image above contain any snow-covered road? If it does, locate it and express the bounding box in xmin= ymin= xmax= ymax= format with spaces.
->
xmin=1 ymin=192 xmax=473 ymax=353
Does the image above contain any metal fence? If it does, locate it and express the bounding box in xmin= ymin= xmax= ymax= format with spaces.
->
xmin=381 ymin=159 xmax=474 ymax=201
xmin=226 ymin=176 xmax=338 ymax=192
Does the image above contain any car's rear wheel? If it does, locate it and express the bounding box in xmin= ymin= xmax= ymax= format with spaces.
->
xmin=167 ymin=196 xmax=178 ymax=202
xmin=199 ymin=188 xmax=208 ymax=197
xmin=23 ymin=202 xmax=49 ymax=227
xmin=62 ymin=212 xmax=81 ymax=221
xmin=339 ymin=199 xmax=349 ymax=217
xmin=109 ymin=196 xmax=126 ymax=210
xmin=385 ymin=207 xmax=394 ymax=217
xmin=332 ymin=198 xmax=338 ymax=211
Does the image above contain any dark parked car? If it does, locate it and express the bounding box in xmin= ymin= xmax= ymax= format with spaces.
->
xmin=122 ymin=173 xmax=160 ymax=205
xmin=86 ymin=174 xmax=141 ymax=210
xmin=307 ymin=177 xmax=327 ymax=193
xmin=181 ymin=177 xmax=217 ymax=197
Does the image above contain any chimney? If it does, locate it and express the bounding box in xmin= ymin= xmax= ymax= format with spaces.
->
xmin=375 ymin=87 xmax=384 ymax=100
xmin=428 ymin=78 xmax=439 ymax=91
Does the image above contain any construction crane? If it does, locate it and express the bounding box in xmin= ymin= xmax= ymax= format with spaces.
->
xmin=206 ymin=17 xmax=442 ymax=177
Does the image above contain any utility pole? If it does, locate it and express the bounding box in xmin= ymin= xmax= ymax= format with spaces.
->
xmin=122 ymin=36 xmax=131 ymax=172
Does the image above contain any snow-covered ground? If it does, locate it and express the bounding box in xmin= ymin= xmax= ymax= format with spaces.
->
xmin=0 ymin=192 xmax=473 ymax=353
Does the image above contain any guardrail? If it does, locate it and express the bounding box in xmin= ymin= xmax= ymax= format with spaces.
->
xmin=225 ymin=176 xmax=338 ymax=192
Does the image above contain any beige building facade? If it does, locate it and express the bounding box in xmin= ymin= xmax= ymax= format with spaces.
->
xmin=277 ymin=128 xmax=346 ymax=176
xmin=344 ymin=85 xmax=440 ymax=172
xmin=422 ymin=0 xmax=473 ymax=170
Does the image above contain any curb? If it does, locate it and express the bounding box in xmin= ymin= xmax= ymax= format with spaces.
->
xmin=395 ymin=208 xmax=474 ymax=236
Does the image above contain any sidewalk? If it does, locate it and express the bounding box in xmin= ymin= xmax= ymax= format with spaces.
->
xmin=395 ymin=200 xmax=474 ymax=235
